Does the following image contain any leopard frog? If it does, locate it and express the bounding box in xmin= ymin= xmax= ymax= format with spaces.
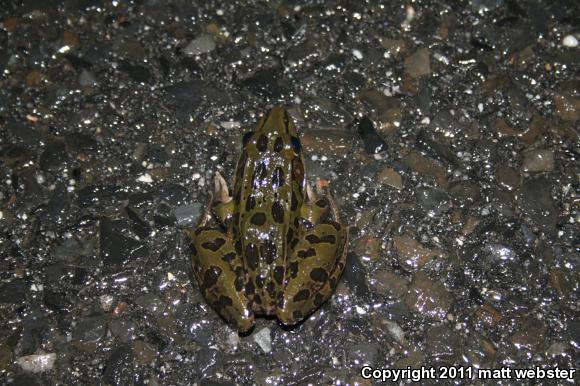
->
xmin=186 ymin=107 xmax=348 ymax=332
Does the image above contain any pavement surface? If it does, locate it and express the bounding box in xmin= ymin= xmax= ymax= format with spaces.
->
xmin=0 ymin=0 xmax=578 ymax=384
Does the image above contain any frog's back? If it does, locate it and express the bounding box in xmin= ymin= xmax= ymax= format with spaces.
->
xmin=233 ymin=107 xmax=305 ymax=314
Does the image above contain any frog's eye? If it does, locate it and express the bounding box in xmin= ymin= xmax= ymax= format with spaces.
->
xmin=242 ymin=131 xmax=254 ymax=146
xmin=291 ymin=136 xmax=301 ymax=154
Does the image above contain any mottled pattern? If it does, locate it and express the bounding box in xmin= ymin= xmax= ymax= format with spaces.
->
xmin=187 ymin=107 xmax=348 ymax=332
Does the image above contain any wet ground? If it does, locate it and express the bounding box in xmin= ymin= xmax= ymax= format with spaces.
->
xmin=0 ymin=0 xmax=579 ymax=385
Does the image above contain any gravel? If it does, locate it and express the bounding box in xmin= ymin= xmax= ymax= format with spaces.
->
xmin=0 ymin=0 xmax=578 ymax=384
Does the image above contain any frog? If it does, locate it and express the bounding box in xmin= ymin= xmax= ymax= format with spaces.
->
xmin=186 ymin=107 xmax=348 ymax=332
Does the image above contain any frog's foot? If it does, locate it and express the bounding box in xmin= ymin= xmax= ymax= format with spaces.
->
xmin=210 ymin=173 xmax=235 ymax=227
xmin=276 ymin=221 xmax=348 ymax=325
xmin=187 ymin=227 xmax=255 ymax=332
xmin=301 ymin=180 xmax=331 ymax=226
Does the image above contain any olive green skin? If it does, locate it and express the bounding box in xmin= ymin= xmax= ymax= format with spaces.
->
xmin=187 ymin=107 xmax=348 ymax=332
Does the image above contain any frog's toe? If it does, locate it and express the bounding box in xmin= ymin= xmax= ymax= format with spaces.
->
xmin=219 ymin=303 xmax=255 ymax=333
xmin=276 ymin=283 xmax=330 ymax=326
xmin=276 ymin=300 xmax=303 ymax=326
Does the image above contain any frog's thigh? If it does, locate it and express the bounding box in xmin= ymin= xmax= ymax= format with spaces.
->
xmin=277 ymin=222 xmax=347 ymax=325
xmin=187 ymin=228 xmax=254 ymax=332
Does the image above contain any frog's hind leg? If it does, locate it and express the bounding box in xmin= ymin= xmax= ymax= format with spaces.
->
xmin=276 ymin=220 xmax=348 ymax=325
xmin=186 ymin=227 xmax=254 ymax=332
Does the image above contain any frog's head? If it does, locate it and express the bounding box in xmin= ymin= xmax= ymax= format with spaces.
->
xmin=242 ymin=107 xmax=302 ymax=159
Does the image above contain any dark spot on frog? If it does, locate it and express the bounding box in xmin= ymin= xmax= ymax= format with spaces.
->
xmin=245 ymin=280 xmax=255 ymax=295
xmin=293 ymin=217 xmax=300 ymax=228
xmin=272 ymin=166 xmax=285 ymax=187
xmin=235 ymin=239 xmax=242 ymax=254
xmin=250 ymin=212 xmax=266 ymax=226
xmin=266 ymin=281 xmax=276 ymax=297
xmin=297 ymin=247 xmax=316 ymax=259
xmin=315 ymin=199 xmax=328 ymax=208
xmin=245 ymin=195 xmax=256 ymax=211
xmin=251 ymin=162 xmax=267 ymax=188
xmin=234 ymin=277 xmax=244 ymax=291
xmin=314 ymin=293 xmax=325 ymax=306
xmin=242 ymin=131 xmax=254 ymax=146
xmin=288 ymin=261 xmax=299 ymax=278
xmin=286 ymin=228 xmax=294 ymax=245
xmin=245 ymin=243 xmax=259 ymax=269
xmin=292 ymin=310 xmax=303 ymax=320
xmin=291 ymin=136 xmax=301 ymax=154
xmin=201 ymin=238 xmax=226 ymax=251
xmin=290 ymin=238 xmax=299 ymax=250
xmin=203 ymin=266 xmax=222 ymax=288
xmin=260 ymin=241 xmax=277 ymax=264
xmin=218 ymin=295 xmax=233 ymax=308
xmin=305 ymin=234 xmax=321 ymax=244
xmin=256 ymin=275 xmax=265 ymax=288
xmin=310 ymin=267 xmax=328 ymax=282
xmin=274 ymin=266 xmax=285 ymax=285
xmin=322 ymin=235 xmax=336 ymax=243
xmin=271 ymin=201 xmax=284 ymax=223
xmin=274 ymin=136 xmax=284 ymax=152
xmin=305 ymin=234 xmax=336 ymax=244
xmin=222 ymin=252 xmax=236 ymax=262
xmin=301 ymin=218 xmax=314 ymax=229
xmin=293 ymin=289 xmax=310 ymax=302
xmin=256 ymin=134 xmax=268 ymax=152
xmin=290 ymin=190 xmax=298 ymax=211
xmin=254 ymin=293 xmax=262 ymax=305
xmin=260 ymin=163 xmax=268 ymax=179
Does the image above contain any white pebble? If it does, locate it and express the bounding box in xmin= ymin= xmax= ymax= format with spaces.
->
xmin=100 ymin=294 xmax=114 ymax=311
xmin=562 ymin=35 xmax=578 ymax=47
xmin=253 ymin=327 xmax=272 ymax=353
xmin=17 ymin=353 xmax=56 ymax=373
xmin=352 ymin=49 xmax=363 ymax=59
xmin=355 ymin=305 xmax=367 ymax=315
xmin=136 ymin=173 xmax=153 ymax=183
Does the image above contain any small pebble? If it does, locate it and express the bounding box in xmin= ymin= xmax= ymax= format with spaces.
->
xmin=184 ymin=35 xmax=216 ymax=55
xmin=252 ymin=327 xmax=272 ymax=353
xmin=136 ymin=173 xmax=153 ymax=183
xmin=17 ymin=353 xmax=56 ymax=373
xmin=562 ymin=35 xmax=578 ymax=48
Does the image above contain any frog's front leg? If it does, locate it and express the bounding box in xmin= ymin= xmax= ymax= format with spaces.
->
xmin=277 ymin=216 xmax=348 ymax=325
xmin=186 ymin=228 xmax=254 ymax=333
